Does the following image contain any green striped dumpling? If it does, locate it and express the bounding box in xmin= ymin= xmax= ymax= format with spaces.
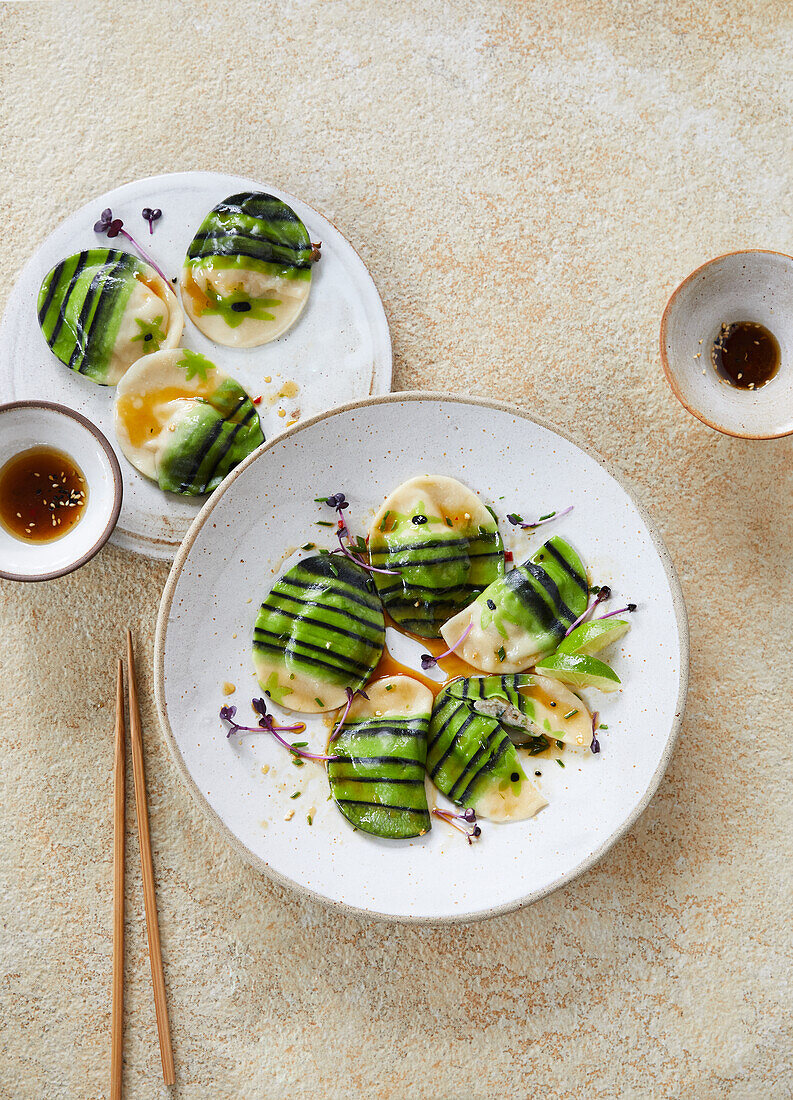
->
xmin=446 ymin=674 xmax=592 ymax=750
xmin=253 ymin=554 xmax=385 ymax=713
xmin=440 ymin=535 xmax=589 ymax=673
xmin=428 ymin=679 xmax=547 ymax=822
xmin=368 ymin=475 xmax=505 ymax=637
xmin=37 ymin=248 xmax=183 ymax=385
xmin=113 ymin=348 xmax=264 ymax=495
xmin=181 ymin=192 xmax=320 ymax=348
xmin=328 ymin=676 xmax=432 ymax=840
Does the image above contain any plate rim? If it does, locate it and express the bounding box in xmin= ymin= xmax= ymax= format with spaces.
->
xmin=0 ymin=169 xmax=393 ymax=560
xmin=154 ymin=391 xmax=690 ymax=924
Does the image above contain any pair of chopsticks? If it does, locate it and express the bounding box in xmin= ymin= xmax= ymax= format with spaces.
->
xmin=111 ymin=630 xmax=175 ymax=1097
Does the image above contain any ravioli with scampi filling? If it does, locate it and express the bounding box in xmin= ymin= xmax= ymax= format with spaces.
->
xmin=253 ymin=554 xmax=385 ymax=713
xmin=368 ymin=474 xmax=505 ymax=637
xmin=37 ymin=248 xmax=183 ymax=385
xmin=428 ymin=679 xmax=547 ymax=822
xmin=180 ymin=192 xmax=320 ymax=347
xmin=440 ymin=535 xmax=589 ymax=673
xmin=328 ymin=676 xmax=433 ymax=840
xmin=113 ymin=348 xmax=264 ymax=495
xmin=446 ymin=674 xmax=592 ymax=750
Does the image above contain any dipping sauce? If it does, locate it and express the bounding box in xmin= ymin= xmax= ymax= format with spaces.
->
xmin=0 ymin=446 xmax=88 ymax=543
xmin=711 ymin=321 xmax=780 ymax=390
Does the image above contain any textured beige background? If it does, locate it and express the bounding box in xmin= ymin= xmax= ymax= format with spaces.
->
xmin=1 ymin=1 xmax=792 ymax=1097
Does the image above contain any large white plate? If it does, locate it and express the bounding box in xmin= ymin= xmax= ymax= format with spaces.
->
xmin=155 ymin=394 xmax=688 ymax=922
xmin=0 ymin=172 xmax=392 ymax=559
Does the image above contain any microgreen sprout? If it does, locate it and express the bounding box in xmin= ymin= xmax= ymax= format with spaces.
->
xmin=594 ymin=602 xmax=637 ymax=620
xmin=564 ymin=585 xmax=612 ymax=637
xmin=318 ymin=491 xmax=399 ymax=576
xmin=328 ymin=687 xmax=369 ymax=743
xmin=220 ymin=699 xmax=338 ymax=762
xmin=420 ymin=622 xmax=474 ymax=670
xmin=506 ymin=505 xmax=573 ymax=531
xmin=432 ymin=806 xmax=481 ymax=844
xmin=141 ymin=207 xmax=162 ymax=233
xmin=93 ymin=208 xmax=170 ymax=283
xmin=591 ymin=710 xmax=601 ymax=754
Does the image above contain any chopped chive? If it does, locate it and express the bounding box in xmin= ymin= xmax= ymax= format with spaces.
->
xmin=385 ymin=684 xmax=394 ymax=691
xmin=300 ymin=542 xmax=315 ymax=551
xmin=563 ymin=709 xmax=579 ymax=720
xmin=307 ymin=814 xmax=313 ymax=825
xmin=556 ymin=740 xmax=564 ymax=750
xmin=378 ymin=510 xmax=391 ymax=531
xmin=445 ymin=517 xmax=453 ymax=527
xmin=292 ymin=741 xmax=308 ymax=748
xmin=556 ymin=759 xmax=565 ymax=768
xmin=497 ymin=646 xmax=506 ymax=662
xmin=315 ymin=698 xmax=324 ymax=706
xmin=291 ymin=758 xmax=305 ymax=767
xmin=316 ymin=520 xmax=334 ymax=527
xmin=599 ymin=723 xmax=608 ymax=730
xmin=290 ymin=791 xmax=301 ymax=799
xmin=539 ymin=511 xmax=556 ymax=521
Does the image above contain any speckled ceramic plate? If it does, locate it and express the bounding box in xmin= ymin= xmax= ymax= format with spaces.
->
xmin=155 ymin=394 xmax=688 ymax=922
xmin=0 ymin=172 xmax=392 ymax=559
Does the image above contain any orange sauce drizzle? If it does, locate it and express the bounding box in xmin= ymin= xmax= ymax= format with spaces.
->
xmin=369 ymin=617 xmax=481 ymax=699
xmin=116 ymin=385 xmax=208 ymax=447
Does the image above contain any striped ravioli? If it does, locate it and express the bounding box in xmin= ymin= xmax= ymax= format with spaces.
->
xmin=440 ymin=535 xmax=589 ymax=673
xmin=114 ymin=348 xmax=264 ymax=495
xmin=446 ymin=674 xmax=592 ymax=750
xmin=368 ymin=475 xmax=505 ymax=637
xmin=328 ymin=676 xmax=432 ymax=839
xmin=253 ymin=553 xmax=385 ymax=713
xmin=428 ymin=680 xmax=546 ymax=822
xmin=180 ymin=192 xmax=320 ymax=347
xmin=37 ymin=248 xmax=183 ymax=385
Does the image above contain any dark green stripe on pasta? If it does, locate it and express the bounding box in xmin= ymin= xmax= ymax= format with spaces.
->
xmin=427 ymin=684 xmax=527 ymax=811
xmin=157 ymin=378 xmax=264 ymax=495
xmin=477 ymin=536 xmax=588 ymax=659
xmin=253 ymin=556 xmax=384 ymax=693
xmin=328 ymin=714 xmax=431 ymax=839
xmin=185 ymin=192 xmax=318 ymax=274
xmin=371 ymin=528 xmax=504 ymax=638
xmin=37 ymin=249 xmax=143 ymax=384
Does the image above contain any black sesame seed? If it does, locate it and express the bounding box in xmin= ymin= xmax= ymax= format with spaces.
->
xmin=487 ymin=599 xmax=496 ymax=610
xmin=231 ymin=301 xmax=252 ymax=312
xmin=535 ymin=770 xmax=542 ymax=777
xmin=412 ymin=514 xmax=428 ymax=525
xmin=143 ymin=332 xmax=153 ymax=341
xmin=510 ymin=772 xmax=519 ymax=782
xmin=627 ymin=602 xmax=637 ymax=612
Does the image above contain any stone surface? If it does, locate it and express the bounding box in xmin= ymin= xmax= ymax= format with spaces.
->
xmin=1 ymin=2 xmax=792 ymax=1097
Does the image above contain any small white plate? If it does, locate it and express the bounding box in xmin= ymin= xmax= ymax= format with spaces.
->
xmin=661 ymin=249 xmax=793 ymax=438
xmin=0 ymin=172 xmax=392 ymax=559
xmin=0 ymin=401 xmax=122 ymax=581
xmin=155 ymin=394 xmax=688 ymax=923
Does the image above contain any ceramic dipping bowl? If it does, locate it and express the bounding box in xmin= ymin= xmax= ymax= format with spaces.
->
xmin=660 ymin=249 xmax=793 ymax=438
xmin=0 ymin=402 xmax=122 ymax=581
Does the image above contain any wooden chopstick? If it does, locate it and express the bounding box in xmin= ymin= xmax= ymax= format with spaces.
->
xmin=126 ymin=629 xmax=176 ymax=1086
xmin=111 ymin=658 xmax=126 ymax=1100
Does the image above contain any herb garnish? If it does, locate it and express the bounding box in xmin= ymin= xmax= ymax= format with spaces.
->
xmin=318 ymin=492 xmax=399 ymax=575
xmin=432 ymin=806 xmax=481 ymax=844
xmin=420 ymin=622 xmax=474 ymax=670
xmin=93 ymin=208 xmax=170 ymax=283
xmin=220 ymin=699 xmax=338 ymax=762
xmin=563 ymin=708 xmax=579 ymax=720
xmin=497 ymin=645 xmax=506 ymax=663
xmin=328 ymin=687 xmax=369 ymax=743
xmin=141 ymin=207 xmax=162 ymax=233
xmin=564 ymin=585 xmax=612 ymax=636
xmin=591 ymin=711 xmax=601 ymax=754
xmin=506 ymin=505 xmax=573 ymax=531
